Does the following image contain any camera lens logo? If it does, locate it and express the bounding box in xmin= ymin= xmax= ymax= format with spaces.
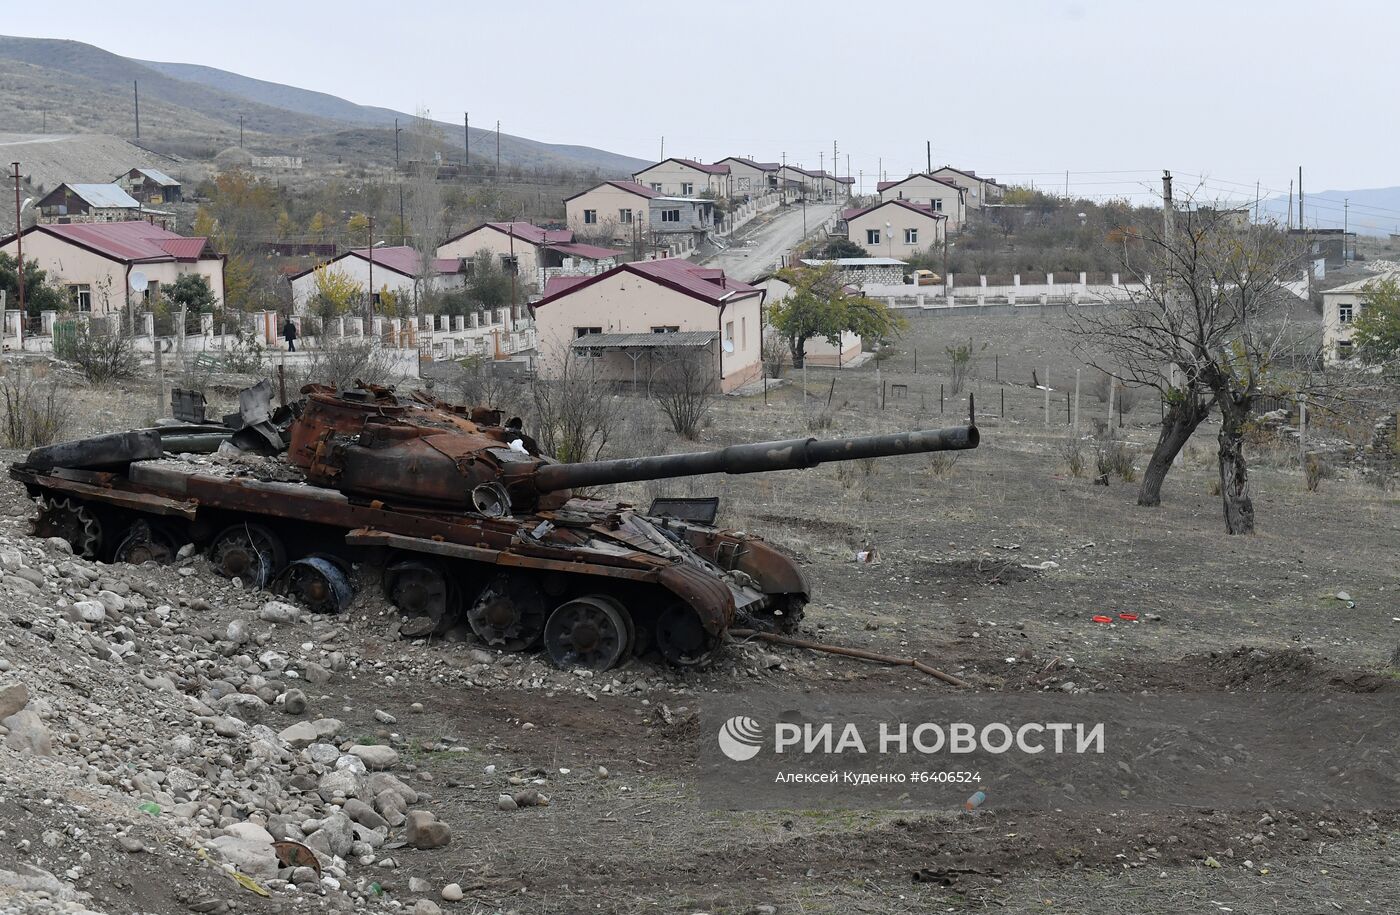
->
xmin=717 ymin=716 xmax=764 ymax=762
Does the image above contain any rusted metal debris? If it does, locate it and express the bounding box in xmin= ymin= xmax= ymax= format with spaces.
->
xmin=10 ymin=382 xmax=979 ymax=673
xmin=729 ymin=628 xmax=972 ymax=688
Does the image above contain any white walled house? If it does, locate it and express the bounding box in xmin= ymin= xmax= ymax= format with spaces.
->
xmin=437 ymin=222 xmax=622 ymax=290
xmin=843 ymin=200 xmax=946 ymax=260
xmin=565 ymin=180 xmax=660 ymax=243
xmin=0 ymin=221 xmax=224 ymax=315
xmin=288 ymin=246 xmax=464 ymax=312
xmin=632 ymin=158 xmax=731 ymax=199
xmin=533 ymin=259 xmax=764 ymax=393
xmin=877 ymin=174 xmax=967 ymax=228
xmin=717 ymin=157 xmax=780 ymax=200
xmin=931 ymin=166 xmax=1003 ymax=210
xmin=1321 ymin=272 xmax=1400 ymax=363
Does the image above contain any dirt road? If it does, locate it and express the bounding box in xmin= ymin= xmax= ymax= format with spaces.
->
xmin=701 ymin=201 xmax=842 ymax=281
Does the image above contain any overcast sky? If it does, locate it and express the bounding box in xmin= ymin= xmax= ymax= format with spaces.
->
xmin=11 ymin=0 xmax=1397 ymax=204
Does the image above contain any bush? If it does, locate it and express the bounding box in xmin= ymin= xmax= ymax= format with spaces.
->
xmin=1061 ymin=436 xmax=1087 ymax=478
xmin=1 ymin=371 xmax=69 ymax=448
xmin=1095 ymin=439 xmax=1137 ymax=482
xmin=300 ymin=337 xmax=398 ymax=391
xmin=56 ymin=327 xmax=139 ymax=383
xmin=1303 ymin=454 xmax=1333 ymax=492
xmin=223 ymin=328 xmax=268 ymax=375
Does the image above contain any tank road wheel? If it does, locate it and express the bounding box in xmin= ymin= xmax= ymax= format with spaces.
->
xmin=383 ymin=560 xmax=459 ymax=638
xmin=543 ymin=595 xmax=632 ymax=671
xmin=209 ymin=523 xmax=287 ymax=588
xmin=655 ymin=602 xmax=719 ymax=668
xmin=276 ymin=557 xmax=354 ymax=614
xmin=750 ymin=594 xmax=807 ymax=635
xmin=34 ymin=497 xmax=103 ymax=559
xmin=113 ymin=520 xmax=179 ymax=566
xmin=466 ymin=573 xmax=549 ymax=652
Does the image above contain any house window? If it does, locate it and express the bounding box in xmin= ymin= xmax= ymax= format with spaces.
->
xmin=1337 ymin=339 xmax=1354 ymax=358
xmin=904 ymin=228 xmax=919 ymax=244
xmin=681 ymin=182 xmax=694 ymax=196
xmin=725 ymin=321 xmax=735 ymax=344
xmin=574 ymin=326 xmax=602 ymax=338
xmin=619 ymin=208 xmax=633 ymax=224
xmin=1338 ymin=303 xmax=1354 ymax=323
xmin=68 ymin=284 xmax=92 ymax=312
xmin=651 ymin=325 xmax=679 ymax=333
xmin=932 ymin=199 xmax=943 ymax=211
xmin=661 ymin=209 xmax=681 ymax=223
xmin=866 ymin=229 xmax=881 ymax=245
xmin=650 ymin=183 xmax=663 ymax=192
xmin=500 ymin=255 xmax=518 ymax=274
xmin=583 ymin=209 xmax=597 ymax=224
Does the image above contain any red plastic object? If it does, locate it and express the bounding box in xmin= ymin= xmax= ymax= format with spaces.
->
xmin=1117 ymin=613 xmax=1139 ymax=622
xmin=1091 ymin=615 xmax=1113 ymax=624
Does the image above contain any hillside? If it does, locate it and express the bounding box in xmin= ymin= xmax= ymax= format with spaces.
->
xmin=1258 ymin=186 xmax=1400 ymax=237
xmin=0 ymin=35 xmax=646 ymax=175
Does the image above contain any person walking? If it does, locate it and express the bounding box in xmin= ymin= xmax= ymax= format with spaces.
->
xmin=282 ymin=316 xmax=299 ymax=352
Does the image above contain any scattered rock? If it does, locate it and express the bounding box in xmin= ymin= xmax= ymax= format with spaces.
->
xmin=496 ymin=794 xmax=518 ymax=811
xmin=0 ymin=680 xmax=29 ymax=720
xmin=441 ymin=882 xmax=464 ymax=901
xmin=282 ymin=688 xmax=307 ymax=715
xmin=207 ymin=835 xmax=278 ymax=877
xmin=279 ymin=718 xmax=343 ymax=748
xmin=258 ymin=601 xmax=302 ymax=625
xmin=349 ymin=743 xmax=399 ymax=770
xmin=404 ymin=810 xmax=451 ymax=849
xmin=414 ymin=902 xmax=443 ymax=915
xmin=3 ymin=710 xmax=54 ymax=755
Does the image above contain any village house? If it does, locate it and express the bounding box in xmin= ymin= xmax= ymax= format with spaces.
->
xmin=775 ymin=166 xmax=853 ymax=201
xmin=288 ymin=246 xmax=464 ymax=313
xmin=114 ymin=168 xmax=182 ymax=205
xmin=565 ymin=180 xmax=660 ymax=244
xmin=716 ymin=157 xmax=780 ymax=200
xmin=437 ymin=222 xmax=622 ymax=291
xmin=632 ymin=158 xmax=731 ymax=200
xmin=876 ymin=174 xmax=967 ymax=228
xmin=931 ymin=166 xmax=1003 ymax=210
xmin=34 ymin=183 xmax=141 ymax=224
xmin=843 ymin=199 xmax=946 ymax=260
xmin=0 ymin=221 xmax=224 ymax=316
xmin=532 ymin=259 xmax=764 ymax=393
xmin=761 ymin=271 xmax=866 ymax=367
xmin=1321 ymin=271 xmax=1399 ymax=363
xmin=799 ymin=257 xmax=908 ymax=287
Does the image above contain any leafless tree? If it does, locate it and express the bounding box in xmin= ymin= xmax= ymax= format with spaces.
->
xmin=1069 ymin=198 xmax=1311 ymax=532
xmin=530 ymin=349 xmax=620 ymax=463
xmin=404 ymin=110 xmax=446 ymax=314
xmin=652 ymin=345 xmax=718 ymax=440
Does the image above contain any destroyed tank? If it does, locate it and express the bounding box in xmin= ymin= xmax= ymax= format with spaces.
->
xmin=9 ymin=382 xmax=979 ymax=671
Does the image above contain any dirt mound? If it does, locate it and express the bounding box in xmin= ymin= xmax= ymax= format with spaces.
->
xmin=1176 ymin=646 xmax=1396 ymax=693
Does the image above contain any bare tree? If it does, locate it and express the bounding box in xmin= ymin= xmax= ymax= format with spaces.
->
xmin=530 ymin=350 xmax=621 ymax=463
xmin=1069 ymin=198 xmax=1309 ymax=532
xmin=404 ymin=110 xmax=446 ymax=314
xmin=652 ymin=345 xmax=718 ymax=439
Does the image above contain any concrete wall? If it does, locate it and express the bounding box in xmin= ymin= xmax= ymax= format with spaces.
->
xmin=847 ymin=206 xmax=945 ymax=259
xmin=533 ymin=268 xmax=762 ymax=392
xmin=0 ymin=231 xmax=225 ymax=316
xmin=566 ymin=186 xmax=651 ymax=243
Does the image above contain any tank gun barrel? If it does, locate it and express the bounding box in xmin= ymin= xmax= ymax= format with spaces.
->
xmin=533 ymin=424 xmax=979 ymax=494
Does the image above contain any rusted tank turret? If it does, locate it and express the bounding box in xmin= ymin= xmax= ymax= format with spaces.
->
xmin=10 ymin=383 xmax=978 ymax=671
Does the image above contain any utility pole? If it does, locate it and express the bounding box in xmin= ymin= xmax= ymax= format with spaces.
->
xmin=1344 ymin=198 xmax=1349 ymax=261
xmin=833 ymin=139 xmax=838 ymax=201
xmin=398 ymin=185 xmax=405 ymax=246
xmin=1253 ymin=180 xmax=1260 ymax=222
xmin=926 ymin=140 xmax=931 ymax=174
xmin=1286 ymin=180 xmax=1293 ymax=230
xmin=394 ymin=118 xmax=401 ymax=170
xmin=11 ymin=162 xmax=24 ymax=315
xmin=366 ymin=215 xmax=374 ymax=322
xmin=464 ymin=112 xmax=470 ymax=168
xmin=660 ymin=136 xmax=664 ymax=160
xmin=1065 ymin=170 xmax=1070 ymax=198
xmin=1298 ymin=166 xmax=1304 ymax=231
xmin=133 ymin=81 xmax=140 ymax=139
xmin=495 ymin=120 xmax=501 ymax=175
xmin=238 ymin=114 xmax=244 ymax=148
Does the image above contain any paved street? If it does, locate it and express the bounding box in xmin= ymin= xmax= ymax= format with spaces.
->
xmin=699 ymin=201 xmax=842 ymax=282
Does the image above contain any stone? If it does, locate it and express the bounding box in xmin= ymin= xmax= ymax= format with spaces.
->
xmin=404 ymin=811 xmax=451 ymax=849
xmin=318 ymin=769 xmax=363 ymax=799
xmin=96 ymin=589 xmax=126 ymax=615
xmin=68 ymin=600 xmax=107 ymax=624
xmin=282 ymin=688 xmax=307 ymax=715
xmin=0 ymin=681 xmax=28 ymax=720
xmin=300 ymin=661 xmax=332 ymax=685
xmin=349 ymin=744 xmax=399 ymax=770
xmin=305 ymin=742 xmax=341 ymax=766
xmin=213 ymin=717 xmax=245 ymax=738
xmin=226 ymin=620 xmax=251 ymax=645
xmin=408 ymin=877 xmax=432 ymax=893
xmin=3 ymin=710 xmax=54 ymax=755
xmin=467 ymin=649 xmax=495 ymax=665
xmin=224 ymin=822 xmax=275 ymax=845
xmin=258 ymin=601 xmax=302 ymax=625
xmin=279 ymin=718 xmax=343 ymax=748
xmin=290 ymin=866 xmax=320 ymax=887
xmin=496 ymin=794 xmax=518 ymax=811
xmin=374 ymin=790 xmax=408 ymax=827
xmin=117 ymin=836 xmax=145 ymax=853
xmin=343 ymin=798 xmax=388 ymax=831
xmin=366 ymin=772 xmax=419 ymax=804
xmin=440 ymin=883 xmax=464 ymax=901
xmin=206 ymin=835 xmax=278 ymax=877
xmin=373 ymin=709 xmax=396 ymax=724
xmin=306 ymin=812 xmax=355 ymax=858
xmin=414 ymin=902 xmax=443 ymax=915
xmin=335 ymin=754 xmax=368 ymax=775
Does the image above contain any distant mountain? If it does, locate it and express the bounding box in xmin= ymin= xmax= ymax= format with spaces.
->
xmin=1256 ymin=186 xmax=1400 ymax=237
xmin=0 ymin=35 xmax=647 ymax=175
